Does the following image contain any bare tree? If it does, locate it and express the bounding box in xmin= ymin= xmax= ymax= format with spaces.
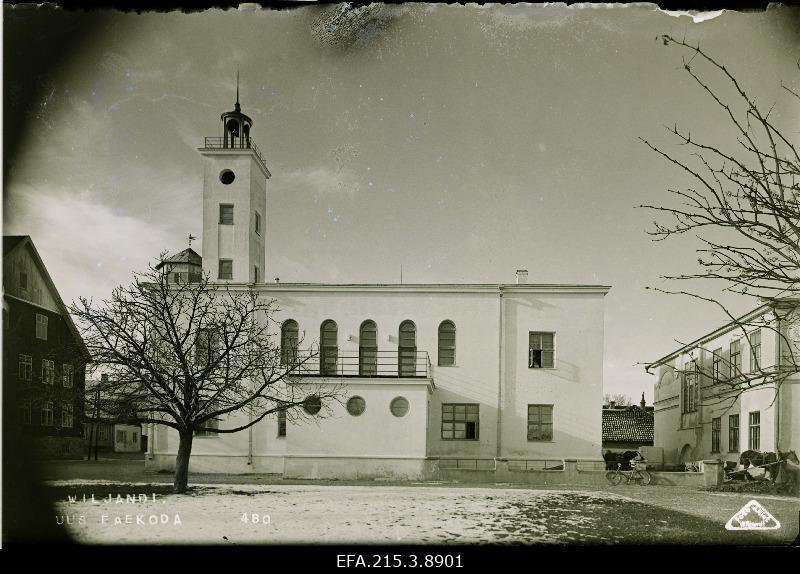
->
xmin=603 ymin=393 xmax=635 ymax=407
xmin=70 ymin=254 xmax=339 ymax=493
xmin=640 ymin=35 xmax=800 ymax=411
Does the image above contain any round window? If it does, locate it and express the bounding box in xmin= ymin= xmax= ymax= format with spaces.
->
xmin=219 ymin=169 xmax=235 ymax=185
xmin=303 ymin=395 xmax=322 ymax=416
xmin=347 ymin=396 xmax=366 ymax=417
xmin=390 ymin=397 xmax=409 ymax=418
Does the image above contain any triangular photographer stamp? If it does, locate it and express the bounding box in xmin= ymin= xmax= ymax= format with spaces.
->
xmin=725 ymin=500 xmax=781 ymax=531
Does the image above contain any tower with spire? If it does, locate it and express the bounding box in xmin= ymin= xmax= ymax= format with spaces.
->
xmin=199 ymin=76 xmax=271 ymax=283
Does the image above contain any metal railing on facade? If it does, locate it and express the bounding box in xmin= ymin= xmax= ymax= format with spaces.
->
xmin=202 ymin=136 xmax=267 ymax=168
xmin=284 ymin=349 xmax=431 ymax=379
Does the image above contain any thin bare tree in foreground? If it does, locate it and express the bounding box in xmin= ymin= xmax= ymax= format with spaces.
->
xmin=71 ymin=255 xmax=338 ymax=493
xmin=640 ymin=35 xmax=800 ymax=412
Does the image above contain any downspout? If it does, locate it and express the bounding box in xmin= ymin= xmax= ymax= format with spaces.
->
xmin=774 ymin=314 xmax=781 ymax=451
xmin=247 ymin=411 xmax=254 ymax=467
xmin=496 ymin=286 xmax=504 ymax=458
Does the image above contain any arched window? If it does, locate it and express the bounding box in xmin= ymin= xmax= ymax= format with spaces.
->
xmin=398 ymin=320 xmax=417 ymax=377
xmin=359 ymin=320 xmax=378 ymax=376
xmin=281 ymin=320 xmax=299 ymax=366
xmin=438 ymin=320 xmax=456 ymax=367
xmin=320 ymin=320 xmax=338 ymax=376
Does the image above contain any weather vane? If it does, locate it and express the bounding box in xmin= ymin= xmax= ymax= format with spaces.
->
xmin=188 ymin=233 xmax=196 ymax=248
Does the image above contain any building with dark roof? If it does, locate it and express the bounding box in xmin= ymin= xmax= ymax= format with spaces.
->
xmin=3 ymin=235 xmax=90 ymax=458
xmin=602 ymin=395 xmax=654 ymax=452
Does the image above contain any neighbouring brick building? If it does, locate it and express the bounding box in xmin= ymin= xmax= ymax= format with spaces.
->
xmin=601 ymin=395 xmax=655 ymax=453
xmin=3 ymin=236 xmax=90 ymax=459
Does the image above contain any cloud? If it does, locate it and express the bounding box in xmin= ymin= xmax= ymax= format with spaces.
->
xmin=276 ymin=164 xmax=362 ymax=198
xmin=5 ymin=186 xmax=176 ymax=304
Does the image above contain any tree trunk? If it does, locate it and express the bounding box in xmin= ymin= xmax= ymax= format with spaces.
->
xmin=86 ymin=423 xmax=95 ymax=461
xmin=174 ymin=430 xmax=194 ymax=494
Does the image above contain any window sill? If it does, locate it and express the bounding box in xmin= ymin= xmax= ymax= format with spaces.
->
xmin=527 ymin=439 xmax=555 ymax=443
xmin=437 ymin=364 xmax=457 ymax=368
xmin=528 ymin=367 xmax=557 ymax=370
xmin=440 ymin=438 xmax=480 ymax=441
xmin=218 ymin=222 xmax=234 ymax=226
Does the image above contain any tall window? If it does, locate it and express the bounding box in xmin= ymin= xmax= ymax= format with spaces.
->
xmin=527 ymin=405 xmax=554 ymax=442
xmin=711 ymin=417 xmax=721 ymax=453
xmin=359 ymin=320 xmax=378 ymax=376
xmin=729 ymin=340 xmax=742 ymax=378
xmin=398 ymin=320 xmax=417 ymax=377
xmin=280 ymin=320 xmax=299 ymax=366
xmin=681 ymin=363 xmax=698 ymax=413
xmin=441 ymin=403 xmax=479 ymax=440
xmin=218 ymin=259 xmax=233 ymax=280
xmin=42 ymin=359 xmax=55 ymax=385
xmin=62 ymin=364 xmax=74 ymax=388
xmin=749 ymin=329 xmax=761 ymax=372
xmin=729 ymin=414 xmax=740 ymax=452
xmin=277 ymin=406 xmax=286 ymax=437
xmin=219 ymin=204 xmax=234 ymax=224
xmin=438 ymin=320 xmax=456 ymax=367
xmin=195 ymin=328 xmax=220 ymax=367
xmin=528 ymin=332 xmax=555 ymax=368
xmin=36 ymin=313 xmax=48 ymax=340
xmin=320 ymin=320 xmax=338 ymax=376
xmin=19 ymin=354 xmax=32 ymax=381
xmin=712 ymin=348 xmax=722 ymax=383
xmin=748 ymin=411 xmax=760 ymax=451
xmin=255 ymin=211 xmax=261 ymax=235
xmin=19 ymin=401 xmax=31 ymax=425
xmin=61 ymin=402 xmax=74 ymax=428
xmin=41 ymin=401 xmax=54 ymax=426
xmin=254 ymin=265 xmax=259 ymax=283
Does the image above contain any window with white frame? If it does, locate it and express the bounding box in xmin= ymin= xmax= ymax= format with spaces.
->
xmin=712 ymin=348 xmax=722 ymax=383
xmin=681 ymin=362 xmax=699 ymax=414
xmin=20 ymin=401 xmax=31 ymax=425
xmin=62 ymin=364 xmax=74 ymax=388
xmin=35 ymin=313 xmax=48 ymax=340
xmin=730 ymin=340 xmax=742 ymax=378
xmin=528 ymin=332 xmax=555 ymax=368
xmin=41 ymin=401 xmax=54 ymax=426
xmin=748 ymin=411 xmax=760 ymax=451
xmin=749 ymin=329 xmax=761 ymax=372
xmin=19 ymin=354 xmax=32 ymax=381
xmin=42 ymin=359 xmax=55 ymax=385
xmin=61 ymin=402 xmax=74 ymax=428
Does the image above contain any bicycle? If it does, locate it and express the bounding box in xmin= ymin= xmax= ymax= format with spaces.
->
xmin=606 ymin=461 xmax=651 ymax=486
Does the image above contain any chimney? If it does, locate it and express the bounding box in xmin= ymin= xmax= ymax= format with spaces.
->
xmin=609 ymin=400 xmax=616 ymax=409
xmin=516 ymin=269 xmax=528 ymax=284
xmin=274 ymin=277 xmax=280 ymax=284
xmin=640 ymin=392 xmax=646 ymax=410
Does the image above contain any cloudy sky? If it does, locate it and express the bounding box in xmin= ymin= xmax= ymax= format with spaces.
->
xmin=4 ymin=4 xmax=799 ymax=402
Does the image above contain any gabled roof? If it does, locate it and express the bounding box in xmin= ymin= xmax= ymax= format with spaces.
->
xmin=155 ymin=248 xmax=202 ymax=269
xmin=602 ymin=406 xmax=654 ymax=444
xmin=3 ymin=235 xmax=91 ymax=359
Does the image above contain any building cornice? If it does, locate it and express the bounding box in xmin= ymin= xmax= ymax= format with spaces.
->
xmin=207 ymin=282 xmax=612 ymax=295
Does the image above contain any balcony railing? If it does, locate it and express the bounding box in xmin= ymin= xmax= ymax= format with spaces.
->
xmin=285 ymin=350 xmax=431 ymax=379
xmin=202 ymin=136 xmax=267 ymax=168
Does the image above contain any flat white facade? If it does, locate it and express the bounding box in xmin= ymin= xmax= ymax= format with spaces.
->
xmin=145 ymin=95 xmax=610 ymax=479
xmin=650 ymin=302 xmax=800 ymax=467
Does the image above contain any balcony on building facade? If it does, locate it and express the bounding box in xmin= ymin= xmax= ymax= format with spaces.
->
xmin=201 ymin=136 xmax=268 ymax=173
xmin=286 ymin=350 xmax=432 ymax=379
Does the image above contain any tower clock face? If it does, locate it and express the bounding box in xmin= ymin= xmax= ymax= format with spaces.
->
xmin=220 ymin=170 xmax=235 ymax=185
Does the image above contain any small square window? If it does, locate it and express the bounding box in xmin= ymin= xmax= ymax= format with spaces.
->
xmin=218 ymin=259 xmax=233 ymax=280
xmin=219 ymin=204 xmax=234 ymax=225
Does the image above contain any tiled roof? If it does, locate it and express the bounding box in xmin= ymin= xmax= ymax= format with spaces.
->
xmin=602 ymin=406 xmax=654 ymax=443
xmin=156 ymin=248 xmax=202 ymax=268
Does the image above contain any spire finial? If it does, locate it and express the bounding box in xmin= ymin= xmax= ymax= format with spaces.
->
xmin=234 ymin=70 xmax=241 ymax=112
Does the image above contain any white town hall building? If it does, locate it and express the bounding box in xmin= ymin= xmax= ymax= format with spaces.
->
xmin=145 ymin=93 xmax=611 ymax=479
